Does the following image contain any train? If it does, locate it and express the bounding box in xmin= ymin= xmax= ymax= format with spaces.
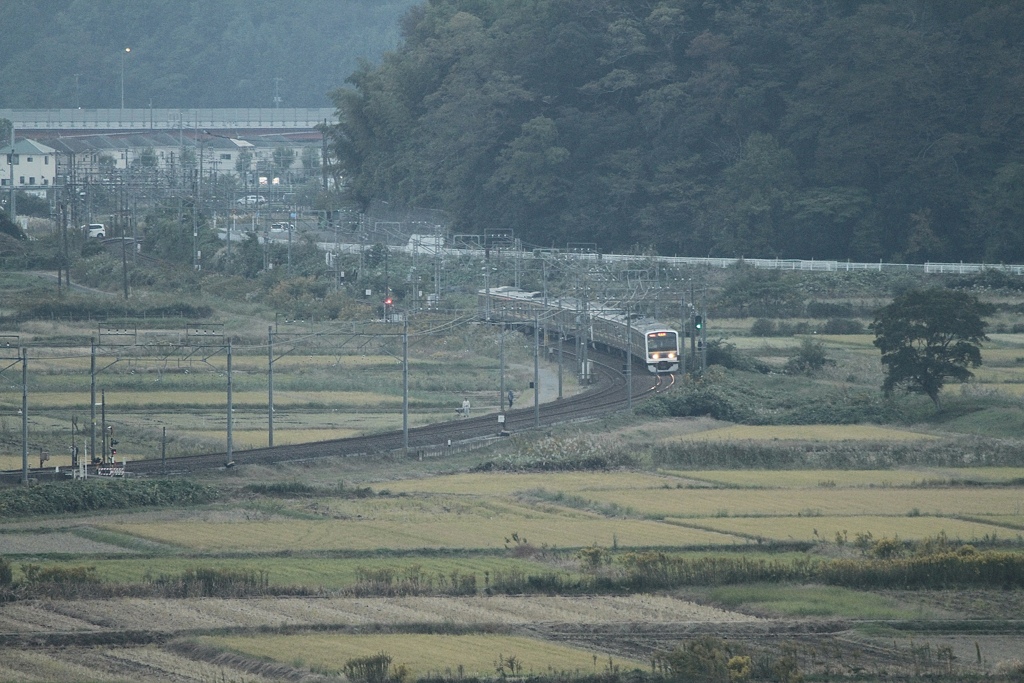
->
xmin=480 ymin=286 xmax=680 ymax=374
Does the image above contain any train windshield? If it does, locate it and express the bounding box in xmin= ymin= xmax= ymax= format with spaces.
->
xmin=646 ymin=331 xmax=678 ymax=351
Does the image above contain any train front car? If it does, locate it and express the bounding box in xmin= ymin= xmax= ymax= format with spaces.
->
xmin=644 ymin=328 xmax=679 ymax=373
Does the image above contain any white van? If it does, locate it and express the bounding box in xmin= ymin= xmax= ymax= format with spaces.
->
xmin=86 ymin=224 xmax=105 ymax=238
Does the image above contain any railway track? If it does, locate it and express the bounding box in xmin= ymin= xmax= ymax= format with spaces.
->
xmin=1 ymin=346 xmax=674 ymax=482
xmin=126 ymin=347 xmax=669 ymax=476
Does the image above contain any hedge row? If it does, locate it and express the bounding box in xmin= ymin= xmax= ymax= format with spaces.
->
xmin=0 ymin=479 xmax=218 ymax=517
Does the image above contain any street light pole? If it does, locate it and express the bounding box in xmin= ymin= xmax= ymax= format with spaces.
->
xmin=120 ymin=47 xmax=131 ymax=110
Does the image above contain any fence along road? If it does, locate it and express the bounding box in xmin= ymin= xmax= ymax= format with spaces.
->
xmin=313 ymin=239 xmax=1024 ymax=276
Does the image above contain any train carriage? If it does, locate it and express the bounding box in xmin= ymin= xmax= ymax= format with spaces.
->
xmin=480 ymin=287 xmax=679 ymax=374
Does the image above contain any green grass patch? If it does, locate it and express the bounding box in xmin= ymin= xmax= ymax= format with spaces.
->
xmin=15 ymin=554 xmax=559 ymax=591
xmin=702 ymin=584 xmax=938 ymax=619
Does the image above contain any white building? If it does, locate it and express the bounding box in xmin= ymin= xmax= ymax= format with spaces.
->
xmin=1 ymin=139 xmax=58 ymax=196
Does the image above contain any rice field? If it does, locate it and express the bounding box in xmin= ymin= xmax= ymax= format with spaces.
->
xmin=383 ymin=471 xmax=690 ymax=496
xmin=197 ymin=633 xmax=646 ymax=677
xmin=11 ymin=555 xmax=561 ymax=589
xmin=673 ymin=468 xmax=1024 ymax=488
xmin=573 ymin=486 xmax=1024 ymax=518
xmin=7 ymin=389 xmax=402 ymax=409
xmin=102 ymin=511 xmax=743 ymax=552
xmin=669 ymin=514 xmax=1015 ymax=543
xmin=669 ymin=424 xmax=937 ymax=442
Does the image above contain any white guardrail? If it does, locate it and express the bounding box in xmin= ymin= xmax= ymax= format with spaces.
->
xmin=308 ymin=241 xmax=1024 ymax=276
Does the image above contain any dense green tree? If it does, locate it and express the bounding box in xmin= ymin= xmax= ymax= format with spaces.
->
xmin=870 ymin=289 xmax=994 ymax=408
xmin=0 ymin=210 xmax=26 ymax=240
xmin=0 ymin=0 xmax=420 ymax=108
xmin=328 ymin=0 xmax=1024 ymax=259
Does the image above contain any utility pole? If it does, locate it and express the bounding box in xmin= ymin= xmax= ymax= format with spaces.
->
xmin=701 ymin=287 xmax=708 ymax=376
xmin=402 ymin=314 xmax=409 ymax=453
xmin=625 ymin=305 xmax=633 ymax=411
xmin=101 ymin=390 xmax=106 ymax=465
xmin=7 ymin=124 xmax=15 ymax=225
xmin=690 ymin=280 xmax=696 ymax=376
xmin=21 ymin=348 xmax=28 ymax=484
xmin=226 ymin=341 xmax=233 ymax=466
xmin=534 ymin=313 xmax=540 ymax=428
xmin=499 ymin=320 xmax=506 ymax=413
xmin=90 ymin=339 xmax=96 ymax=466
xmin=268 ymin=326 xmax=274 ymax=447
xmin=557 ymin=324 xmax=563 ymax=400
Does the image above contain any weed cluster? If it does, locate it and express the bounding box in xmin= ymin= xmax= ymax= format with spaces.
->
xmin=0 ymin=479 xmax=219 ymax=517
xmin=242 ymin=481 xmax=375 ymax=498
xmin=350 ymin=566 xmax=477 ymax=597
xmin=648 ymin=436 xmax=1024 ymax=470
xmin=1 ymin=295 xmax=212 ymax=324
xmin=473 ymin=433 xmax=637 ymax=472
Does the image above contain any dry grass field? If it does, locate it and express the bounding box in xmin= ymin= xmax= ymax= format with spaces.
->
xmin=6 ymin=281 xmax=1024 ymax=682
xmin=665 ymin=424 xmax=937 ymax=442
xmin=573 ymin=485 xmax=1024 ymax=518
xmin=102 ymin=507 xmax=742 ymax=551
xmin=671 ymin=514 xmax=1014 ymax=543
xmin=383 ymin=471 xmax=690 ymax=496
xmin=199 ymin=633 xmax=646 ymax=677
xmin=674 ymin=467 xmax=1024 ymax=488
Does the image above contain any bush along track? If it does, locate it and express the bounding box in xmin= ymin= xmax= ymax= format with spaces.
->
xmin=0 ymin=479 xmax=218 ymax=517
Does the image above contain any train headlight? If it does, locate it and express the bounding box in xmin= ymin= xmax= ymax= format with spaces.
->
xmin=667 ymin=352 xmax=676 ymax=359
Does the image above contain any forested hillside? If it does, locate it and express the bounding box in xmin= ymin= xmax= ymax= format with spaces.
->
xmin=330 ymin=0 xmax=1024 ymax=262
xmin=0 ymin=0 xmax=417 ymax=109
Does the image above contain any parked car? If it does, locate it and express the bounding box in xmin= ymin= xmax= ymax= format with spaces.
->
xmin=236 ymin=195 xmax=267 ymax=206
xmin=85 ymin=223 xmax=105 ymax=238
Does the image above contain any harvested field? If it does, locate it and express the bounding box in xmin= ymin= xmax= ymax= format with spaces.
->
xmin=16 ymin=555 xmax=560 ymax=588
xmin=0 ymin=531 xmax=139 ymax=556
xmin=670 ymin=514 xmax=1013 ymax=542
xmin=668 ymin=424 xmax=936 ymax=442
xmin=102 ymin=513 xmax=742 ymax=551
xmin=20 ymin=389 xmax=402 ymax=409
xmin=384 ymin=471 xmax=690 ymax=495
xmin=0 ymin=595 xmax=758 ymax=636
xmin=199 ymin=633 xmax=646 ymax=677
xmin=577 ymin=485 xmax=1024 ymax=518
xmin=677 ymin=467 xmax=1024 ymax=488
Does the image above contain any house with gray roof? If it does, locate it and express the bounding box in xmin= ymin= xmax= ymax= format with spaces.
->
xmin=1 ymin=139 xmax=58 ymax=196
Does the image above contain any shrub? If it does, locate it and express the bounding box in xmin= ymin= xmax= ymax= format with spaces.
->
xmin=806 ymin=301 xmax=855 ymax=318
xmin=21 ymin=564 xmax=101 ymax=586
xmin=344 ymin=652 xmax=409 ymax=683
xmin=147 ymin=567 xmax=270 ymax=598
xmin=0 ymin=556 xmax=12 ymax=587
xmin=657 ymin=385 xmax=750 ymax=421
xmin=473 ymin=432 xmax=637 ymax=472
xmin=655 ymin=636 xmax=743 ymax=683
xmin=820 ymin=317 xmax=864 ymax=334
xmin=775 ymin=321 xmax=811 ymax=336
xmin=783 ymin=339 xmax=836 ymax=375
xmin=705 ymin=339 xmax=771 ymax=373
xmin=0 ymin=480 xmax=219 ymax=517
xmin=749 ymin=318 xmax=777 ymax=336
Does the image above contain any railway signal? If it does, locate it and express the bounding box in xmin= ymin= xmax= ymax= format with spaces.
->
xmin=694 ymin=315 xmax=703 ymax=332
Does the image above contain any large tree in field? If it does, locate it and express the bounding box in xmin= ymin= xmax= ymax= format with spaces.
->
xmin=870 ymin=288 xmax=994 ymax=408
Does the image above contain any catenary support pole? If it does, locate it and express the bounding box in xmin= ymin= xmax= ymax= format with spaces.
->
xmin=534 ymin=314 xmax=540 ymax=428
xmin=557 ymin=325 xmax=563 ymax=400
xmin=626 ymin=306 xmax=633 ymax=411
xmin=226 ymin=341 xmax=233 ymax=465
xmin=21 ymin=348 xmax=28 ymax=484
xmin=268 ymin=326 xmax=274 ymax=447
xmin=90 ymin=338 xmax=96 ymax=467
xmin=402 ymin=315 xmax=409 ymax=453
